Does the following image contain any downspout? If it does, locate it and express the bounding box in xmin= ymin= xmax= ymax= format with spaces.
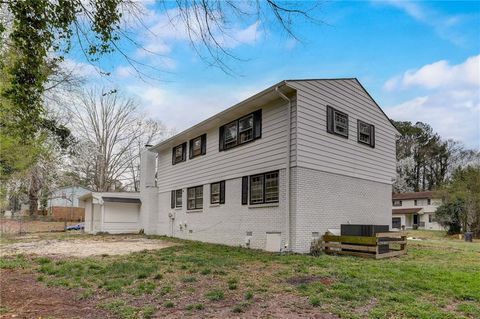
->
xmin=275 ymin=86 xmax=292 ymax=252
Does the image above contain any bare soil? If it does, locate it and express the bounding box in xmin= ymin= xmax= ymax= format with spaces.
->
xmin=0 ymin=269 xmax=114 ymax=319
xmin=0 ymin=237 xmax=176 ymax=257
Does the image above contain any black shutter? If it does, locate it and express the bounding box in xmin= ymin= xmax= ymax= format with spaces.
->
xmin=370 ymin=125 xmax=375 ymax=148
xmin=171 ymin=190 xmax=175 ymax=208
xmin=220 ymin=181 xmax=225 ymax=204
xmin=241 ymin=176 xmax=248 ymax=205
xmin=326 ymin=106 xmax=334 ymax=133
xmin=219 ymin=126 xmax=225 ymax=151
xmin=172 ymin=147 xmax=176 ymax=165
xmin=201 ymin=134 xmax=207 ymax=155
xmin=188 ymin=139 xmax=193 ymax=159
xmin=253 ymin=109 xmax=262 ymax=139
xmin=182 ymin=142 xmax=187 ymax=161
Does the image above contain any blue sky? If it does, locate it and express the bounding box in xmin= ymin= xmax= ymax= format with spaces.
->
xmin=68 ymin=0 xmax=480 ymax=149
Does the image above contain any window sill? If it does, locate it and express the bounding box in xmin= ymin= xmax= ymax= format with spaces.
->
xmin=174 ymin=207 xmax=182 ymax=211
xmin=248 ymin=203 xmax=279 ymax=209
xmin=186 ymin=209 xmax=203 ymax=213
xmin=209 ymin=203 xmax=222 ymax=207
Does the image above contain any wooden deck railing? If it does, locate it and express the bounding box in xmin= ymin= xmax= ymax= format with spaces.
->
xmin=320 ymin=232 xmax=407 ymax=259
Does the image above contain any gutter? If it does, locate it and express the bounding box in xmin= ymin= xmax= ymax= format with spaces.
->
xmin=275 ymin=86 xmax=292 ymax=252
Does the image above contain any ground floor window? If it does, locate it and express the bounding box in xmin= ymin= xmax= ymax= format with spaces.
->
xmin=210 ymin=181 xmax=225 ymax=204
xmin=187 ymin=186 xmax=203 ymax=210
xmin=392 ymin=217 xmax=401 ymax=229
xmin=249 ymin=171 xmax=279 ymax=205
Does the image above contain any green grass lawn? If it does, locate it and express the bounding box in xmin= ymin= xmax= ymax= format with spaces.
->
xmin=1 ymin=230 xmax=479 ymax=319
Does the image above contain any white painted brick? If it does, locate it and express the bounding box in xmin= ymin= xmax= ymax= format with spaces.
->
xmin=290 ymin=166 xmax=391 ymax=253
xmin=155 ymin=169 xmax=287 ymax=251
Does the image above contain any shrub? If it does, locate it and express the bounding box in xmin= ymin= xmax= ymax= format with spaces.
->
xmin=205 ymin=289 xmax=224 ymax=301
xmin=245 ymin=291 xmax=254 ymax=300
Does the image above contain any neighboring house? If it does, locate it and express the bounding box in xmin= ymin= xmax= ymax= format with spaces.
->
xmin=47 ymin=186 xmax=91 ymax=208
xmin=391 ymin=191 xmax=444 ymax=231
xmin=138 ymin=78 xmax=398 ymax=253
xmin=79 ymin=192 xmax=141 ymax=234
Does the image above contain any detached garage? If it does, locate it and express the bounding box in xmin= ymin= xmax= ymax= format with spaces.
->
xmin=79 ymin=192 xmax=141 ymax=234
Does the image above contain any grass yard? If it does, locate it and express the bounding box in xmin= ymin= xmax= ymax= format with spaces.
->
xmin=0 ymin=231 xmax=479 ymax=319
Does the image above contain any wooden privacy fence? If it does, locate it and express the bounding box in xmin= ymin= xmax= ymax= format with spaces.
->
xmin=321 ymin=232 xmax=407 ymax=259
xmin=50 ymin=206 xmax=85 ymax=222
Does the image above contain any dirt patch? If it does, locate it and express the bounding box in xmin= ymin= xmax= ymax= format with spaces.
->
xmin=0 ymin=237 xmax=176 ymax=257
xmin=286 ymin=275 xmax=335 ymax=286
xmin=0 ymin=269 xmax=114 ymax=319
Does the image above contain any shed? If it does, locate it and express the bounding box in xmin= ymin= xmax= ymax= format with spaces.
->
xmin=78 ymin=192 xmax=141 ymax=234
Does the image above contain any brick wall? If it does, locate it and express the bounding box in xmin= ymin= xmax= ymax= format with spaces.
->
xmin=155 ymin=169 xmax=287 ymax=251
xmin=291 ymin=167 xmax=392 ymax=253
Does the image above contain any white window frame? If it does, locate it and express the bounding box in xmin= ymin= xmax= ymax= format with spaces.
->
xmin=333 ymin=110 xmax=348 ymax=137
xmin=249 ymin=171 xmax=279 ymax=205
xmin=175 ymin=189 xmax=182 ymax=208
xmin=187 ymin=185 xmax=203 ymax=210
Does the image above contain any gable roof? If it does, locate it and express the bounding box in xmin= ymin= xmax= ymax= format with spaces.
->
xmin=285 ymin=78 xmax=400 ymax=134
xmin=149 ymin=78 xmax=398 ymax=151
xmin=392 ymin=208 xmax=423 ymax=214
xmin=392 ymin=191 xmax=440 ymax=200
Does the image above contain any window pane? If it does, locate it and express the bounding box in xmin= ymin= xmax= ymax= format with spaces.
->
xmin=265 ymin=172 xmax=279 ymax=202
xmin=224 ymin=122 xmax=238 ymax=147
xmin=250 ymin=175 xmax=264 ymax=204
xmin=211 ymin=183 xmax=220 ymax=204
xmin=359 ymin=122 xmax=371 ymax=143
xmin=188 ymin=188 xmax=195 ymax=199
xmin=195 ymin=186 xmax=203 ymax=209
xmin=334 ymin=111 xmax=348 ymax=135
xmin=175 ymin=145 xmax=183 ymax=162
xmin=175 ymin=190 xmax=182 ymax=207
xmin=192 ymin=137 xmax=202 ymax=156
xmin=238 ymin=115 xmax=253 ymax=143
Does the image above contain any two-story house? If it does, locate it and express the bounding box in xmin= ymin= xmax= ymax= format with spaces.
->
xmin=139 ymin=78 xmax=398 ymax=253
xmin=392 ymin=191 xmax=444 ymax=230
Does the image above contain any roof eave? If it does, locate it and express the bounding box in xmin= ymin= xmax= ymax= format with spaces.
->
xmin=149 ymin=80 xmax=293 ymax=152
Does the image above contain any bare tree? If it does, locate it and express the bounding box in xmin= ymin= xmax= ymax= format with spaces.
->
xmin=69 ymin=89 xmax=167 ymax=191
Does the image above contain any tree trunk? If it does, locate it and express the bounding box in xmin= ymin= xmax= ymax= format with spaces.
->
xmin=28 ymin=168 xmax=42 ymax=216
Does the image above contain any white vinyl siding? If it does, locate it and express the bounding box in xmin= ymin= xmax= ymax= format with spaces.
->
xmin=156 ymin=98 xmax=292 ymax=192
xmin=287 ymin=79 xmax=396 ymax=184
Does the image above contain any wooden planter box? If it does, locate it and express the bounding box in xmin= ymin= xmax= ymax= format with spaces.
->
xmin=320 ymin=232 xmax=407 ymax=259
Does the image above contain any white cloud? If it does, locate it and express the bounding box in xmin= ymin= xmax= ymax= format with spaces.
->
xmin=128 ymin=82 xmax=268 ymax=134
xmin=384 ymin=55 xmax=480 ymax=91
xmin=115 ymin=65 xmax=136 ymax=78
xmin=384 ymin=55 xmax=480 ymax=150
xmin=134 ymin=7 xmax=263 ymax=67
xmin=60 ymin=58 xmax=101 ymax=78
xmin=378 ymin=0 xmax=466 ymax=45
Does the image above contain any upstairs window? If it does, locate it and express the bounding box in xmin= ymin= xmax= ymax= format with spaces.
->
xmin=238 ymin=114 xmax=254 ymax=143
xmin=393 ymin=200 xmax=402 ymax=207
xmin=357 ymin=120 xmax=375 ymax=147
xmin=210 ymin=181 xmax=225 ymax=204
xmin=172 ymin=142 xmax=187 ymax=165
xmin=248 ymin=171 xmax=279 ymax=205
xmin=415 ymin=199 xmax=430 ymax=206
xmin=187 ymin=185 xmax=203 ymax=210
xmin=224 ymin=121 xmax=238 ymax=149
xmin=327 ymin=106 xmax=348 ymax=138
xmin=189 ymin=134 xmax=206 ymax=159
xmin=219 ymin=110 xmax=262 ymax=151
